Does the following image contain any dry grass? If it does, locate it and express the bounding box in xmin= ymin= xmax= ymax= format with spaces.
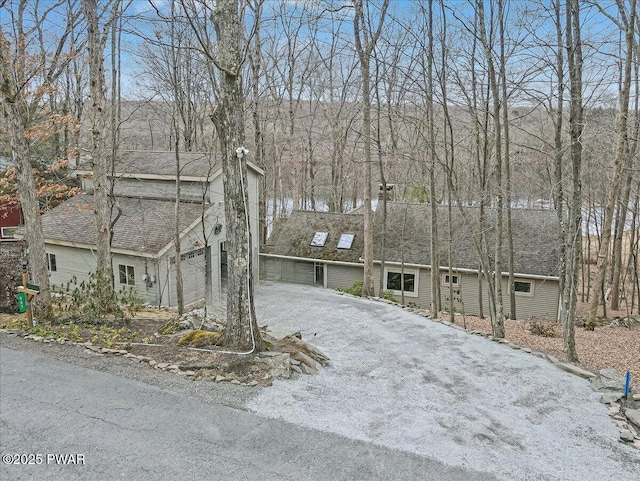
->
xmin=442 ymin=312 xmax=640 ymax=383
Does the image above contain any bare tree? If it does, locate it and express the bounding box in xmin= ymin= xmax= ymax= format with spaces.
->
xmin=0 ymin=0 xmax=78 ymax=316
xmin=587 ymin=0 xmax=637 ymax=326
xmin=562 ymin=0 xmax=585 ymax=360
xmin=353 ymin=0 xmax=390 ymax=298
xmin=477 ymin=0 xmax=505 ymax=338
xmin=81 ymin=0 xmax=120 ymax=288
xmin=179 ymin=0 xmax=263 ymax=349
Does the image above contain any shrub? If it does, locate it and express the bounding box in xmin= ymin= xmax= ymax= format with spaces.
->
xmin=381 ymin=290 xmax=396 ymax=302
xmin=52 ymin=270 xmax=143 ymax=324
xmin=527 ymin=320 xmax=560 ymax=338
xmin=336 ymin=280 xmax=363 ymax=297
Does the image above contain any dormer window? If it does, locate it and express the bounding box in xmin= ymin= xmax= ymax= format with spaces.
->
xmin=337 ymin=233 xmax=355 ymax=249
xmin=310 ymin=231 xmax=328 ymax=247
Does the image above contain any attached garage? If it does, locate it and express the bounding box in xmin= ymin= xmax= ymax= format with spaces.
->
xmin=168 ymin=247 xmax=207 ymax=307
xmin=261 ymin=255 xmax=320 ymax=286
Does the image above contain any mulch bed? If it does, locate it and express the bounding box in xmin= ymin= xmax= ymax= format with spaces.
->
xmin=440 ymin=312 xmax=640 ymax=382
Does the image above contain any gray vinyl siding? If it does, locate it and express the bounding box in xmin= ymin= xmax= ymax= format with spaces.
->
xmin=112 ymin=253 xmax=159 ymax=305
xmin=373 ymin=266 xmax=432 ymax=308
xmin=438 ymin=271 xmax=559 ymax=321
xmin=326 ymin=265 xmax=363 ymax=290
xmin=118 ymin=178 xmax=205 ymax=201
xmin=85 ymin=177 xmax=206 ymax=201
xmin=45 ymin=245 xmax=160 ymax=306
xmin=45 ymin=245 xmax=97 ymax=287
xmin=505 ymin=278 xmax=560 ymax=321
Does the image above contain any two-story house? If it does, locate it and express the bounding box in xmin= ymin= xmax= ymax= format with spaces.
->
xmin=23 ymin=150 xmax=262 ymax=309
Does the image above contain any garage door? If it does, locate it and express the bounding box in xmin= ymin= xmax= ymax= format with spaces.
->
xmin=169 ymin=248 xmax=206 ymax=307
xmin=281 ymin=259 xmax=315 ymax=285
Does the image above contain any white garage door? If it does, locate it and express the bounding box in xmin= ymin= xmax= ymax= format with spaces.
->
xmin=169 ymin=248 xmax=206 ymax=307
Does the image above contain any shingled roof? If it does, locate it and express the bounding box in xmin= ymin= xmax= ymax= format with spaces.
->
xmin=76 ymin=150 xmax=263 ymax=178
xmin=38 ymin=195 xmax=205 ymax=255
xmin=265 ymin=210 xmax=364 ymax=263
xmin=374 ymin=203 xmax=560 ymax=277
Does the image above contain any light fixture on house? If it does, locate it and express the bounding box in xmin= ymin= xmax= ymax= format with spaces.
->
xmin=214 ymin=223 xmax=222 ymax=235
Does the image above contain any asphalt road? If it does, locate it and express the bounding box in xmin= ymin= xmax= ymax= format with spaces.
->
xmin=0 ymin=347 xmax=498 ymax=481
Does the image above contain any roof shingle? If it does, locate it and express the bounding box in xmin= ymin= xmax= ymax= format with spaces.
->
xmin=39 ymin=195 xmax=205 ymax=255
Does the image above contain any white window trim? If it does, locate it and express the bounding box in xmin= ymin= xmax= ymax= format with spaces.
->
xmin=513 ymin=279 xmax=535 ymax=297
xmin=384 ymin=267 xmax=419 ymax=298
xmin=442 ymin=272 xmax=460 ymax=287
xmin=47 ymin=253 xmax=57 ymax=272
xmin=118 ymin=264 xmax=136 ymax=286
xmin=1 ymin=226 xmax=17 ymax=238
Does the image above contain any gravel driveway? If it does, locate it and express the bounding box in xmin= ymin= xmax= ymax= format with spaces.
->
xmin=249 ymin=283 xmax=639 ymax=481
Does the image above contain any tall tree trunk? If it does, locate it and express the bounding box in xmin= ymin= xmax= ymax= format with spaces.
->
xmin=477 ymin=0 xmax=505 ymax=338
xmin=248 ymin=0 xmax=266 ymax=245
xmin=0 ymin=83 xmax=52 ymax=316
xmin=498 ymin=0 xmax=516 ymax=321
xmin=82 ymin=0 xmax=113 ymax=286
xmin=587 ymin=0 xmax=636 ymax=326
xmin=353 ymin=0 xmax=389 ymax=298
xmin=563 ymin=0 xmax=585 ymax=360
xmin=551 ymin=0 xmax=567 ymax=311
xmin=427 ymin=0 xmax=440 ymax=316
xmin=211 ymin=0 xmax=263 ymax=351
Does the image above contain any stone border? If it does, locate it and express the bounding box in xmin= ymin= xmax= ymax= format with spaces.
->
xmin=1 ymin=328 xmax=327 ymax=385
xmin=0 ymin=329 xmax=263 ymax=386
xmin=351 ymin=294 xmax=640 ymax=450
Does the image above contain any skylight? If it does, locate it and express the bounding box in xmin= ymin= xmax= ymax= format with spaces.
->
xmin=337 ymin=233 xmax=355 ymax=249
xmin=310 ymin=231 xmax=328 ymax=247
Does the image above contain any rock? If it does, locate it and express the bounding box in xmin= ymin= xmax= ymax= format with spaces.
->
xmin=138 ymin=356 xmax=153 ymax=362
xmin=633 ymin=394 xmax=640 ymax=402
xmin=247 ymin=380 xmax=259 ymax=386
xmin=291 ymin=364 xmax=303 ymax=374
xmin=264 ymin=353 xmax=291 ymax=379
xmin=259 ymin=351 xmax=284 ymax=357
xmin=591 ymin=369 xmax=627 ymax=392
xmin=546 ymin=354 xmax=560 ymax=365
xmin=620 ymin=429 xmax=635 ymax=442
xmin=184 ymin=371 xmax=196 ymax=376
xmin=296 ymin=351 xmax=323 ymax=372
xmin=149 ymin=360 xmax=157 ymax=366
xmin=156 ymin=363 xmax=170 ymax=369
xmin=523 ymin=348 xmax=532 ymax=353
xmin=556 ymin=363 xmax=596 ymax=379
xmin=230 ymin=379 xmax=241 ymax=385
xmin=614 ymin=419 xmax=628 ymax=429
xmin=625 ymin=409 xmax=640 ymax=429
xmin=118 ymin=350 xmax=128 ymax=355
xmin=32 ymin=336 xmax=44 ymax=342
xmin=608 ymin=406 xmax=620 ymax=416
xmin=290 ymin=359 xmax=301 ymax=366
xmin=510 ymin=344 xmax=521 ymax=350
xmin=600 ymin=393 xmax=622 ymax=404
xmin=634 ymin=440 xmax=640 ymax=450
xmin=215 ymin=375 xmax=226 ymax=382
xmin=167 ymin=364 xmax=179 ymax=370
xmin=14 ymin=330 xmax=27 ymax=337
xmin=124 ymin=353 xmax=137 ymax=358
xmin=619 ymin=315 xmax=640 ymax=330
xmin=176 ymin=309 xmax=226 ymax=332
xmin=300 ymin=363 xmax=319 ymax=375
